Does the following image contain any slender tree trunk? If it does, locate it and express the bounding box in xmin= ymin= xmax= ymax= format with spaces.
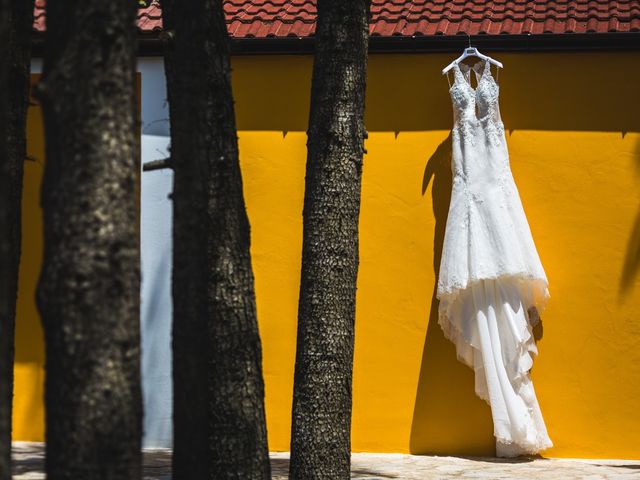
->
xmin=35 ymin=1 xmax=141 ymax=479
xmin=289 ymin=1 xmax=370 ymax=478
xmin=161 ymin=1 xmax=270 ymax=478
xmin=0 ymin=1 xmax=33 ymax=478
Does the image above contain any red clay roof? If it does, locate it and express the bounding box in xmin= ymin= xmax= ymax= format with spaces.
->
xmin=33 ymin=0 xmax=640 ymax=37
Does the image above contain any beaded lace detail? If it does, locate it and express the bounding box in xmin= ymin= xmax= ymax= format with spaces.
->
xmin=449 ymin=60 xmax=504 ymax=148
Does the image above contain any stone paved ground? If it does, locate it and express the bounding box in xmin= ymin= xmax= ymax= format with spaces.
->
xmin=12 ymin=443 xmax=640 ymax=479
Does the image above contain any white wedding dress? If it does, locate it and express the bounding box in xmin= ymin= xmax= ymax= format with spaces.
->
xmin=437 ymin=59 xmax=552 ymax=457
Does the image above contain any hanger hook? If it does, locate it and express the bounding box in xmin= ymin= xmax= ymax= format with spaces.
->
xmin=467 ymin=33 xmax=472 ymax=48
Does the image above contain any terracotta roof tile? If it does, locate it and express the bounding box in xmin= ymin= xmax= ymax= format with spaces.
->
xmin=33 ymin=0 xmax=46 ymax=32
xmin=32 ymin=0 xmax=640 ymax=37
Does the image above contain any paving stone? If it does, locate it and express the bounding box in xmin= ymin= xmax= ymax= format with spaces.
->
xmin=11 ymin=443 xmax=640 ymax=479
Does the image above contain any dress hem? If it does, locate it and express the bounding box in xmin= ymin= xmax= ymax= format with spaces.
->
xmin=436 ymin=274 xmax=552 ymax=457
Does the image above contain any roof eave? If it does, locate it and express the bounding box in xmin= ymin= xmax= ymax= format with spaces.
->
xmin=31 ymin=31 xmax=640 ymax=57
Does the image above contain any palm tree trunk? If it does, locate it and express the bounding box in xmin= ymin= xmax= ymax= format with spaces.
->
xmin=35 ymin=1 xmax=141 ymax=478
xmin=289 ymin=1 xmax=370 ymax=478
xmin=161 ymin=1 xmax=270 ymax=478
xmin=0 ymin=1 xmax=34 ymax=478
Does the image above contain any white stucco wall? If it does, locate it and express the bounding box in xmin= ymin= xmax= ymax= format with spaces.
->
xmin=139 ymin=57 xmax=173 ymax=448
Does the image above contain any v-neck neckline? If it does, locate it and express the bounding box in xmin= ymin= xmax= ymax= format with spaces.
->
xmin=454 ymin=60 xmax=488 ymax=93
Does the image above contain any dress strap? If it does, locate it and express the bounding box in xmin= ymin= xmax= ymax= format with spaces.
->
xmin=452 ymin=62 xmax=464 ymax=83
xmin=480 ymin=59 xmax=499 ymax=85
xmin=485 ymin=59 xmax=498 ymax=81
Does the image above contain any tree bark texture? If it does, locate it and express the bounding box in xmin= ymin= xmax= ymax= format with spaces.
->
xmin=289 ymin=1 xmax=370 ymax=478
xmin=35 ymin=1 xmax=141 ymax=479
xmin=0 ymin=1 xmax=33 ymax=478
xmin=161 ymin=1 xmax=271 ymax=479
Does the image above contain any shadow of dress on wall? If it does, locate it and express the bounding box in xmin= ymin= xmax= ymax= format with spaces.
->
xmin=437 ymin=59 xmax=552 ymax=457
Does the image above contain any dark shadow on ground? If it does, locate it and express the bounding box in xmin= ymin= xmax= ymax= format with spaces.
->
xmin=459 ymin=455 xmax=543 ymax=464
xmin=596 ymin=463 xmax=640 ymax=470
xmin=270 ymin=457 xmax=399 ymax=479
xmin=350 ymin=469 xmax=397 ymax=479
xmin=11 ymin=454 xmax=43 ymax=476
xmin=270 ymin=457 xmax=290 ymax=477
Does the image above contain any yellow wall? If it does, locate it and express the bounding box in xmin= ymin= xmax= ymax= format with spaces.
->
xmin=14 ymin=52 xmax=640 ymax=459
xmin=13 ymin=76 xmax=45 ymax=441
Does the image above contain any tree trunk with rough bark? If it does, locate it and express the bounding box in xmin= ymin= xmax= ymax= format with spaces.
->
xmin=0 ymin=1 xmax=33 ymax=478
xmin=289 ymin=1 xmax=370 ymax=478
xmin=35 ymin=1 xmax=141 ymax=479
xmin=161 ymin=1 xmax=270 ymax=478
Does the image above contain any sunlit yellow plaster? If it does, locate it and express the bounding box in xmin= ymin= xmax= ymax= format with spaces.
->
xmin=13 ymin=80 xmax=46 ymax=441
xmin=14 ymin=53 xmax=640 ymax=459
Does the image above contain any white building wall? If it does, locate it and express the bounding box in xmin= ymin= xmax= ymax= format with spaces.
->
xmin=139 ymin=57 xmax=173 ymax=448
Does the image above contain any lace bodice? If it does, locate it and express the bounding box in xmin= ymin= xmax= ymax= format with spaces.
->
xmin=439 ymin=56 xmax=547 ymax=296
xmin=449 ymin=59 xmax=504 ymax=148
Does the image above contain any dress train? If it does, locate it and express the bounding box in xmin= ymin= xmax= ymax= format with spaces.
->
xmin=439 ymin=277 xmax=552 ymax=456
